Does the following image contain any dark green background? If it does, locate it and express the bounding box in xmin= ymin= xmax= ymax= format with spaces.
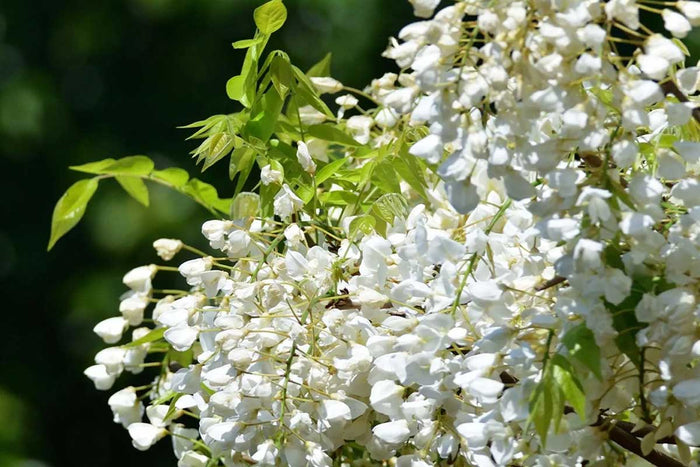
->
xmin=1 ymin=1 xmax=698 ymax=466
xmin=0 ymin=1 xmax=414 ymax=465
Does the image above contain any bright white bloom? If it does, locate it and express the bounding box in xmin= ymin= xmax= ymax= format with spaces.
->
xmin=310 ymin=76 xmax=343 ymax=94
xmin=273 ymin=184 xmax=304 ymax=220
xmin=260 ymin=164 xmax=283 ymax=185
xmin=153 ymin=238 xmax=183 ymax=261
xmin=296 ymin=141 xmax=316 ymax=174
xmin=122 ymin=265 xmax=156 ymax=293
xmin=93 ymin=316 xmax=128 ymax=344
xmin=128 ymin=423 xmax=167 ymax=451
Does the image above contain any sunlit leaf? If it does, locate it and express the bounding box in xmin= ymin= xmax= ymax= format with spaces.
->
xmin=551 ymin=354 xmax=586 ymax=421
xmin=307 ymin=124 xmax=361 ymax=147
xmin=233 ymin=37 xmax=265 ymax=49
xmin=254 ymin=0 xmax=287 ymax=35
xmin=316 ymin=158 xmax=347 ymax=184
xmin=116 ymin=175 xmax=149 ymax=207
xmin=151 ymin=167 xmax=190 ymax=187
xmin=307 ymin=52 xmax=332 ymax=77
xmin=69 ymin=158 xmax=116 ymax=174
xmin=123 ymin=327 xmax=165 ymax=348
xmin=349 ymin=215 xmax=375 ymax=239
xmin=373 ymin=193 xmax=408 ymax=223
xmin=48 ymin=178 xmax=99 ymax=250
xmin=562 ymin=324 xmax=602 ymax=380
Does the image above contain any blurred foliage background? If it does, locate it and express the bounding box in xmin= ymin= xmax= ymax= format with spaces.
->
xmin=2 ymin=1 xmax=700 ymax=466
xmin=0 ymin=0 xmax=415 ymax=465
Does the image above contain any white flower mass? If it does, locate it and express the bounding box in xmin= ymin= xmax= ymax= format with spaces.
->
xmin=79 ymin=0 xmax=700 ymax=465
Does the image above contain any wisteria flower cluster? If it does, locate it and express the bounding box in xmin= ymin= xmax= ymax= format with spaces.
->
xmin=51 ymin=0 xmax=700 ymax=465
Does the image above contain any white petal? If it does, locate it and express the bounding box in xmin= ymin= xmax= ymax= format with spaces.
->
xmin=373 ymin=420 xmax=411 ymax=444
xmin=164 ymin=325 xmax=199 ymax=352
xmin=676 ymin=421 xmax=700 ymax=445
xmin=128 ymin=423 xmax=166 ymax=451
xmin=93 ymin=317 xmax=128 ymax=344
xmin=320 ymin=400 xmax=352 ymax=422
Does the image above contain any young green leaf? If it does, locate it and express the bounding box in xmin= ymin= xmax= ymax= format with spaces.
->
xmin=184 ymin=179 xmax=231 ymax=214
xmin=393 ymin=154 xmax=428 ymax=200
xmin=245 ymin=88 xmax=284 ymax=142
xmin=233 ymin=37 xmax=265 ymax=49
xmin=373 ymin=193 xmax=408 ymax=223
xmin=151 ymin=167 xmax=190 ymax=187
xmin=295 ymin=183 xmax=315 ymax=204
xmin=116 ymin=175 xmax=149 ymax=207
xmin=226 ymin=75 xmax=247 ymax=103
xmin=229 ymin=146 xmax=256 ymax=182
xmin=529 ymin=380 xmax=553 ymax=446
xmin=316 ymin=158 xmax=347 ymax=184
xmin=123 ymin=327 xmax=166 ymax=348
xmin=561 ymin=324 xmax=603 ymax=380
xmin=307 ymin=124 xmax=361 ymax=147
xmin=69 ymin=156 xmax=154 ymax=176
xmin=349 ymin=215 xmax=376 ymax=239
xmin=69 ymin=158 xmax=117 ymax=174
xmin=291 ymin=66 xmax=333 ymax=117
xmin=372 ymin=160 xmax=402 ymax=194
xmin=551 ymin=354 xmax=586 ymax=421
xmin=48 ymin=178 xmax=100 ymax=250
xmin=254 ymin=0 xmax=287 ymax=35
xmin=231 ymin=192 xmax=260 ymax=219
xmin=319 ymin=190 xmax=359 ymax=206
xmin=270 ymin=53 xmax=293 ymax=99
xmin=102 ymin=156 xmax=154 ymax=176
xmin=307 ymin=52 xmax=332 ymax=77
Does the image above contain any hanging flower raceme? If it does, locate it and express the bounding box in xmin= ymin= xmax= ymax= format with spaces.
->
xmin=47 ymin=0 xmax=700 ymax=465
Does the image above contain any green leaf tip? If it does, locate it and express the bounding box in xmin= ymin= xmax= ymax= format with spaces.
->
xmin=48 ymin=177 xmax=100 ymax=251
xmin=254 ymin=0 xmax=287 ymax=35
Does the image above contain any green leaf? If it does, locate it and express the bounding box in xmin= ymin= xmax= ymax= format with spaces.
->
xmin=227 ymin=45 xmax=260 ymax=108
xmin=116 ymin=175 xmax=149 ymax=207
xmin=123 ymin=327 xmax=166 ymax=348
xmin=69 ymin=156 xmax=154 ymax=176
xmin=307 ymin=124 xmax=361 ymax=147
xmin=48 ymin=178 xmax=99 ymax=250
xmin=609 ymin=295 xmax=645 ymax=370
xmin=229 ymin=146 xmax=256 ymax=182
xmin=349 ymin=215 xmax=375 ymax=239
xmin=673 ymin=37 xmax=690 ymax=56
xmin=260 ymin=182 xmax=277 ymax=218
xmin=151 ymin=390 xmax=176 ymax=406
xmin=200 ymin=133 xmax=235 ymax=171
xmin=372 ymin=160 xmax=402 ymax=194
xmin=319 ymin=190 xmax=358 ymax=206
xmin=254 ymin=0 xmax=287 ymax=34
xmin=292 ymin=65 xmax=333 ymax=117
xmin=551 ymin=354 xmax=586 ymax=421
xmin=102 ymin=156 xmax=154 ymax=176
xmin=226 ymin=75 xmax=247 ymax=104
xmin=529 ymin=381 xmax=553 ymax=446
xmin=151 ymin=167 xmax=190 ymax=187
xmin=270 ymin=53 xmax=293 ymax=99
xmin=316 ymin=158 xmax=347 ymax=184
xmin=184 ymin=179 xmax=231 ymax=214
xmin=245 ymin=87 xmax=284 ymax=142
xmin=295 ymin=183 xmax=315 ymax=204
xmin=69 ymin=158 xmax=117 ymax=174
xmin=394 ymin=154 xmax=428 ymax=200
xmin=231 ymin=192 xmax=261 ymax=219
xmin=372 ymin=193 xmax=408 ymax=224
xmin=307 ymin=53 xmax=332 ymax=77
xmin=233 ymin=37 xmax=265 ymax=49
xmin=561 ymin=324 xmax=603 ymax=380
